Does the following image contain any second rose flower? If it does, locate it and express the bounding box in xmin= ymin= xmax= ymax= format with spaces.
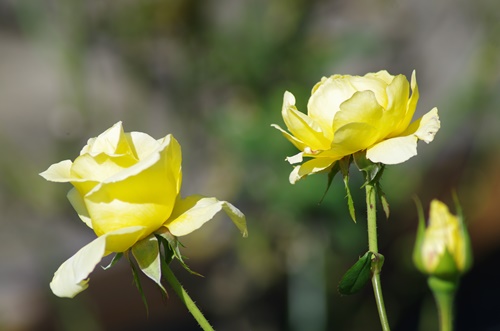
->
xmin=272 ymin=70 xmax=440 ymax=183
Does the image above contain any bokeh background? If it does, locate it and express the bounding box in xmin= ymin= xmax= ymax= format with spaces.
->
xmin=1 ymin=0 xmax=499 ymax=330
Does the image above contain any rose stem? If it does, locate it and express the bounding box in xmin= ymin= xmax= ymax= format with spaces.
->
xmin=161 ymin=261 xmax=215 ymax=331
xmin=428 ymin=276 xmax=456 ymax=331
xmin=366 ymin=182 xmax=391 ymax=331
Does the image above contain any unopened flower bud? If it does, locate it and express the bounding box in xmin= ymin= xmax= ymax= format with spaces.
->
xmin=413 ymin=199 xmax=472 ymax=280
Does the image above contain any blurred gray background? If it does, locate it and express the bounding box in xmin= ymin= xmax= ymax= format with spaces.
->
xmin=1 ymin=0 xmax=499 ymax=330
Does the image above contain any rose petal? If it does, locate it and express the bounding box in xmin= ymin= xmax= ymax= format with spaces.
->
xmin=366 ymin=135 xmax=418 ymax=164
xmin=49 ymin=226 xmax=146 ymax=298
xmin=85 ymin=135 xmax=181 ymax=237
xmin=333 ymin=121 xmax=380 ymax=154
xmin=50 ymin=236 xmax=106 ymax=298
xmin=307 ymin=76 xmax=357 ymax=127
xmin=366 ymin=107 xmax=439 ymax=164
xmin=346 ymin=73 xmax=389 ymax=108
xmin=40 ymin=159 xmax=99 ymax=197
xmin=94 ymin=134 xmax=178 ymax=186
xmin=406 ymin=71 xmax=420 ymax=123
xmin=282 ymin=92 xmax=331 ymax=150
xmin=165 ymin=195 xmax=248 ymax=237
xmin=160 ymin=134 xmax=183 ymax=194
xmin=271 ymin=124 xmax=309 ymax=152
xmin=289 ymin=157 xmax=336 ymax=184
xmin=384 ymin=74 xmax=410 ymax=132
xmin=389 ymin=70 xmax=420 ymax=137
xmin=80 ymin=122 xmax=134 ymax=157
xmin=71 ymin=153 xmax=138 ymax=183
xmin=105 ymin=226 xmax=149 ymax=253
xmin=409 ymin=107 xmax=440 ymax=143
xmin=422 ymin=200 xmax=460 ymax=271
xmin=125 ymin=131 xmax=161 ymax=160
xmin=333 ymin=90 xmax=384 ymax=134
xmin=85 ymin=199 xmax=170 ymax=239
xmin=67 ymin=188 xmax=92 ymax=229
xmin=365 ymin=70 xmax=394 ymax=84
xmin=285 ymin=151 xmax=304 ymax=164
xmin=39 ymin=160 xmax=73 ymax=182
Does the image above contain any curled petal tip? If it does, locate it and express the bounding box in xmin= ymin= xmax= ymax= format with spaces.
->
xmin=283 ymin=91 xmax=296 ymax=107
xmin=416 ymin=107 xmax=440 ymax=144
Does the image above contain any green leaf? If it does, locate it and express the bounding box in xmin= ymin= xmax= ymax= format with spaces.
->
xmin=338 ymin=252 xmax=373 ymax=295
xmin=102 ymin=252 xmax=123 ymax=270
xmin=132 ymin=234 xmax=167 ymax=295
xmin=127 ymin=255 xmax=149 ymax=315
xmin=319 ymin=161 xmax=340 ymax=204
xmin=344 ymin=180 xmax=356 ymax=223
xmin=339 ymin=156 xmax=356 ymax=222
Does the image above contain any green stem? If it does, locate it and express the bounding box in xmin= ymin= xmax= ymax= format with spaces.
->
xmin=162 ymin=262 xmax=215 ymax=331
xmin=428 ymin=277 xmax=456 ymax=331
xmin=366 ymin=183 xmax=390 ymax=331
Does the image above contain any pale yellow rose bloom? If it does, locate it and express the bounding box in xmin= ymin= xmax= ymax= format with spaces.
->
xmin=272 ymin=70 xmax=440 ymax=183
xmin=41 ymin=122 xmax=247 ymax=298
xmin=419 ymin=200 xmax=471 ymax=275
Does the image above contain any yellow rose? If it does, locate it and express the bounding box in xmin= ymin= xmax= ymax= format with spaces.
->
xmin=41 ymin=122 xmax=247 ymax=297
xmin=272 ymin=70 xmax=440 ymax=183
xmin=413 ymin=200 xmax=472 ymax=279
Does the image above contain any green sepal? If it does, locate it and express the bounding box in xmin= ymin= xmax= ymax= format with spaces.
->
xmin=412 ymin=197 xmax=427 ymax=273
xmin=319 ymin=161 xmax=340 ymax=204
xmin=353 ymin=151 xmax=384 ymax=186
xmin=453 ymin=192 xmax=473 ymax=274
xmin=127 ymin=253 xmax=149 ymax=315
xmin=338 ymin=156 xmax=356 ymax=222
xmin=156 ymin=228 xmax=202 ymax=277
xmin=156 ymin=228 xmax=183 ymax=263
xmin=375 ymin=182 xmax=390 ymax=219
xmin=132 ymin=234 xmax=167 ymax=295
xmin=353 ymin=151 xmax=390 ymax=219
xmin=432 ymin=247 xmax=460 ymax=280
xmin=102 ymin=252 xmax=123 ymax=270
xmin=338 ymin=251 xmax=373 ymax=295
xmin=428 ymin=275 xmax=459 ymax=295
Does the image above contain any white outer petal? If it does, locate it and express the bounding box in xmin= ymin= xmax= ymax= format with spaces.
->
xmin=39 ymin=160 xmax=73 ymax=182
xmin=366 ymin=135 xmax=418 ymax=164
xmin=367 ymin=107 xmax=440 ymax=164
xmin=288 ymin=158 xmax=334 ymax=184
xmin=50 ymin=236 xmax=107 ymax=298
xmin=50 ymin=226 xmax=146 ymax=298
xmin=289 ymin=166 xmax=301 ymax=184
xmin=166 ymin=195 xmax=247 ymax=237
xmin=286 ymin=152 xmax=304 ymax=164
